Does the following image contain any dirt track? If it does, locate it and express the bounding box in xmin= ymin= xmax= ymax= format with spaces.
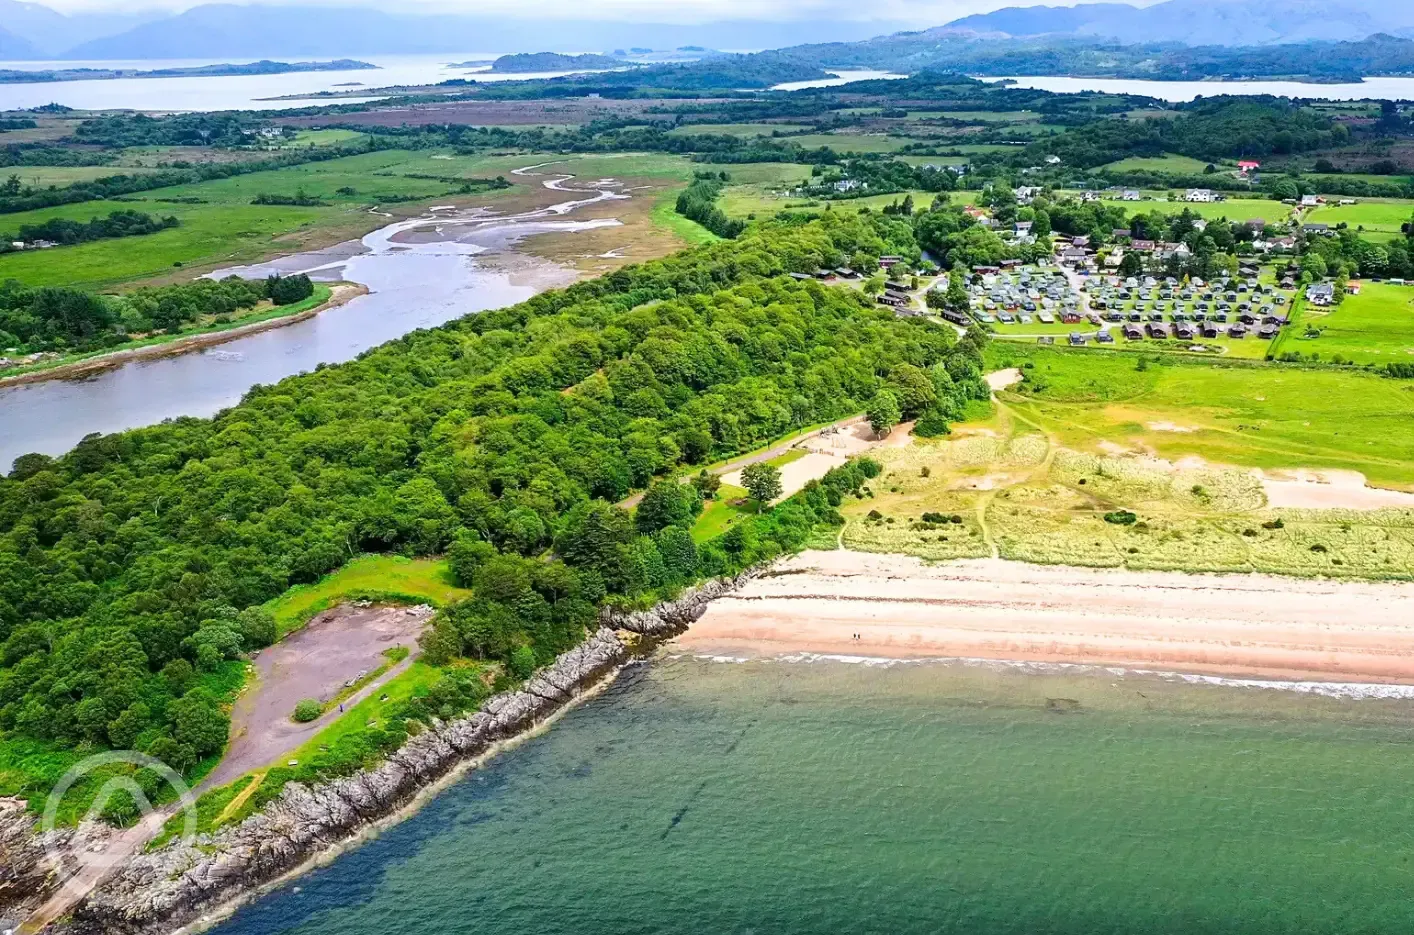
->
xmin=201 ymin=603 xmax=433 ymax=791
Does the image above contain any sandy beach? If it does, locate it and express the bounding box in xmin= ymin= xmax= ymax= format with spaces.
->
xmin=676 ymin=550 xmax=1414 ymax=683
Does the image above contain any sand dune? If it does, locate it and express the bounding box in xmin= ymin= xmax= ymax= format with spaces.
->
xmin=676 ymin=550 xmax=1414 ymax=683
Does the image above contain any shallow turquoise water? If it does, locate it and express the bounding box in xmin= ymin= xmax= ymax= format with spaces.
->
xmin=212 ymin=656 xmax=1414 ymax=935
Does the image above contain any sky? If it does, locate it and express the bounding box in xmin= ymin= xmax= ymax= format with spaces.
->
xmin=31 ymin=0 xmax=1165 ymax=20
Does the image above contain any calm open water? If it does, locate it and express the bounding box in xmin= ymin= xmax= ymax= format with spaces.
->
xmin=210 ymin=654 xmax=1414 ymax=935
xmin=985 ymin=75 xmax=1414 ymax=102
xmin=0 ymin=54 xmax=618 ymax=111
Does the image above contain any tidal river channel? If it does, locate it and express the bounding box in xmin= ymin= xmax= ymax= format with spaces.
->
xmin=0 ymin=168 xmax=627 ymax=472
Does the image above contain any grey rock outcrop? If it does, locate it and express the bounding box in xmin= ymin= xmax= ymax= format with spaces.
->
xmin=56 ymin=626 xmax=628 ymax=935
xmin=601 ymin=570 xmax=758 ymax=636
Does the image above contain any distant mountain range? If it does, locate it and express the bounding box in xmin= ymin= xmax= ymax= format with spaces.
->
xmin=943 ymin=0 xmax=1414 ymax=46
xmin=1 ymin=0 xmax=1411 ymax=67
xmin=0 ymin=2 xmax=913 ymax=61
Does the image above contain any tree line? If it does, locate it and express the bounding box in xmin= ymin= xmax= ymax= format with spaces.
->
xmin=674 ymin=172 xmax=745 ymax=239
xmin=0 ymin=209 xmax=178 ymax=252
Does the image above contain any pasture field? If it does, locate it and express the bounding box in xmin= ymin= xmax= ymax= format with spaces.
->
xmin=1102 ymin=153 xmax=1216 ymax=174
xmin=1306 ymin=199 xmax=1414 ymax=234
xmin=782 ymin=132 xmax=913 ymax=153
xmin=0 ymin=164 xmax=159 ymax=188
xmin=1284 ymin=281 xmax=1414 ymax=365
xmin=987 ymin=344 xmax=1414 ymax=489
xmin=666 ymin=123 xmax=792 ymax=137
xmin=1100 ymin=197 xmax=1292 ymax=223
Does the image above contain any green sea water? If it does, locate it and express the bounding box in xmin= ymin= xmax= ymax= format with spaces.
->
xmin=212 ymin=655 xmax=1414 ymax=935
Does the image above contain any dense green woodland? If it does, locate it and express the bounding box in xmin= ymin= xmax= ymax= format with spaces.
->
xmin=0 ymin=274 xmax=314 ymax=355
xmin=0 ymin=214 xmax=993 ymax=796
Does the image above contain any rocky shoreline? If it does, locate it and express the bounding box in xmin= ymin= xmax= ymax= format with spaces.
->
xmin=21 ymin=572 xmax=755 ymax=935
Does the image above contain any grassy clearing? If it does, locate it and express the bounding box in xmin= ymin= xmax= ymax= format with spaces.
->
xmin=649 ymin=194 xmax=719 ymax=246
xmin=1283 ymin=282 xmax=1414 ymax=364
xmin=1102 ymin=154 xmax=1218 ymax=174
xmin=1 ymin=165 xmax=160 ymax=188
xmin=1306 ymin=200 xmax=1414 ymax=234
xmin=692 ymin=483 xmax=753 ymax=542
xmin=783 ymin=133 xmax=914 ymax=153
xmin=666 ymin=123 xmax=789 ymax=137
xmin=264 ymin=554 xmax=471 ymax=638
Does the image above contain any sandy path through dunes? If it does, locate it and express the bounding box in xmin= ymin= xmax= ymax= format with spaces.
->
xmin=677 ymin=550 xmax=1414 ymax=683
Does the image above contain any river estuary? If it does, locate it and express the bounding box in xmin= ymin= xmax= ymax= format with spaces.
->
xmin=0 ymin=167 xmax=627 ymax=472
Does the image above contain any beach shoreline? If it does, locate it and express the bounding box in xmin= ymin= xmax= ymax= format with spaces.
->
xmin=674 ymin=549 xmax=1414 ymax=685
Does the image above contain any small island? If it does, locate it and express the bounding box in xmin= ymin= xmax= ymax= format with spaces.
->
xmin=0 ymin=59 xmax=379 ymax=84
xmin=487 ymin=52 xmax=628 ymax=73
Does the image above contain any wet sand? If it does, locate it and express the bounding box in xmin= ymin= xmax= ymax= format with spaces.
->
xmin=677 ymin=549 xmax=1414 ymax=683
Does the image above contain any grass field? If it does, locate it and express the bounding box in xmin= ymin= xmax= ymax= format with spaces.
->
xmin=666 ymin=123 xmax=792 ymax=137
xmin=1306 ymin=199 xmax=1414 ymax=234
xmin=0 ymin=284 xmax=334 ymax=378
xmin=988 ymin=344 xmax=1414 ymax=489
xmin=1 ymin=164 xmax=158 ymax=188
xmin=263 ymin=554 xmax=471 ymax=637
xmin=1102 ymin=154 xmax=1218 ymax=174
xmin=1283 ymin=282 xmax=1414 ymax=365
xmin=783 ymin=133 xmax=914 ymax=153
xmin=1100 ymin=198 xmax=1292 ymax=223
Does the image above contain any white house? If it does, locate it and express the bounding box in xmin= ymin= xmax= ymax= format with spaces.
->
xmin=1300 ymin=194 xmax=1321 ymax=207
xmin=835 ymin=179 xmax=862 ymax=193
xmin=1185 ymin=189 xmax=1214 ymax=203
xmin=1044 ymin=155 xmax=1062 ymax=165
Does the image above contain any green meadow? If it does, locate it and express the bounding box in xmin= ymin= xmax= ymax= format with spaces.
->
xmin=1286 ymin=282 xmax=1414 ymax=365
xmin=1100 ymin=197 xmax=1292 ymax=223
xmin=1306 ymin=199 xmax=1414 ymax=234
xmin=987 ymin=344 xmax=1414 ymax=489
xmin=263 ymin=554 xmax=472 ymax=638
xmin=1102 ymin=153 xmax=1217 ymax=174
xmin=666 ymin=123 xmax=792 ymax=137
